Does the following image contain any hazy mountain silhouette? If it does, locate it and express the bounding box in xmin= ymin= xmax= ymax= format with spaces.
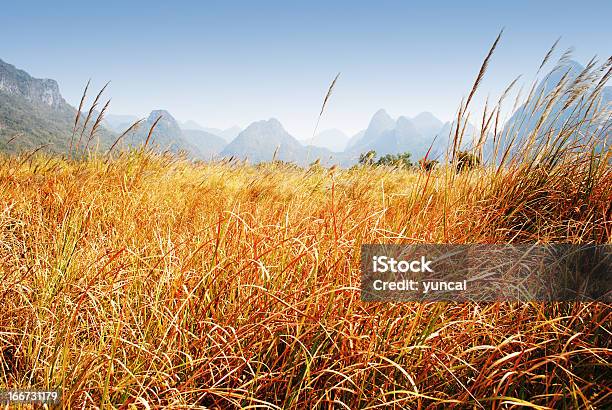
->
xmin=498 ymin=60 xmax=611 ymax=159
xmin=412 ymin=112 xmax=444 ymax=139
xmin=350 ymin=109 xmax=396 ymax=151
xmin=120 ymin=110 xmax=206 ymax=157
xmin=303 ymin=128 xmax=349 ymax=152
xmin=3 ymin=56 xmax=606 ymax=167
xmin=104 ymin=114 xmax=139 ymax=133
xmin=221 ymin=118 xmax=335 ymax=165
xmin=344 ymin=129 xmax=366 ymax=151
xmin=345 ymin=110 xmax=450 ymax=162
xmin=200 ymin=126 xmax=242 ymax=142
xmin=180 ymin=120 xmax=206 ymax=131
xmin=182 ymin=129 xmax=227 ymax=159
xmin=180 ymin=121 xmax=242 ymax=143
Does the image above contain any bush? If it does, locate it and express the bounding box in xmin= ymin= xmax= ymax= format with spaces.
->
xmin=358 ymin=150 xmax=377 ymax=166
xmin=358 ymin=150 xmax=413 ymax=168
xmin=455 ymin=150 xmax=480 ymax=172
xmin=418 ymin=158 xmax=439 ymax=171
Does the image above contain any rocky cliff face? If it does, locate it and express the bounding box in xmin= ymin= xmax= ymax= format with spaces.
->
xmin=0 ymin=57 xmax=119 ymax=154
xmin=0 ymin=58 xmax=66 ymax=109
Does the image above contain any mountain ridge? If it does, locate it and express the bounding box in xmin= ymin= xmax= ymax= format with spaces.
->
xmin=1 ymin=57 xmax=608 ymax=165
xmin=221 ymin=118 xmax=336 ymax=165
xmin=0 ymin=58 xmax=116 ymax=153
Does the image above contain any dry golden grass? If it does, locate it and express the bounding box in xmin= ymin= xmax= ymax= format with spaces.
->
xmin=0 ymin=150 xmax=610 ymax=408
xmin=1 ymin=36 xmax=611 ymax=408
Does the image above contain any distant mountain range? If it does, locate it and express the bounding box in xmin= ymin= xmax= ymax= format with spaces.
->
xmin=103 ymin=114 xmax=238 ymax=158
xmin=342 ymin=110 xmax=478 ymax=164
xmin=301 ymin=128 xmax=350 ymax=152
xmin=179 ymin=121 xmax=242 ymax=143
xmin=1 ymin=57 xmax=609 ymax=165
xmin=221 ymin=118 xmax=336 ymax=166
xmin=104 ymin=114 xmax=139 ymax=133
xmin=118 ymin=110 xmax=201 ymax=156
xmin=345 ymin=110 xmax=430 ymax=161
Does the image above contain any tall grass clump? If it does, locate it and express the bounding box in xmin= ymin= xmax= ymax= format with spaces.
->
xmin=0 ymin=39 xmax=610 ymax=408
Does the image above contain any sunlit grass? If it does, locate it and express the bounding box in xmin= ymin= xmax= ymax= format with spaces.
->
xmin=1 ymin=36 xmax=610 ymax=408
xmin=0 ymin=149 xmax=609 ymax=408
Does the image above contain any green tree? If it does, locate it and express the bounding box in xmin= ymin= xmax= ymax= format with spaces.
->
xmin=376 ymin=152 xmax=412 ymax=168
xmin=358 ymin=150 xmax=377 ymax=166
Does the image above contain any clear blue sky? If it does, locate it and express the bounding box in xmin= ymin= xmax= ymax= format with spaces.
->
xmin=2 ymin=0 xmax=610 ymax=137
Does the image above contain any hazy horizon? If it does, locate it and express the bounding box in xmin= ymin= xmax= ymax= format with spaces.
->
xmin=3 ymin=0 xmax=610 ymax=138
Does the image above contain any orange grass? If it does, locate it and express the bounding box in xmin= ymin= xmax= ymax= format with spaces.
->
xmin=0 ymin=40 xmax=611 ymax=408
xmin=0 ymin=151 xmax=610 ymax=408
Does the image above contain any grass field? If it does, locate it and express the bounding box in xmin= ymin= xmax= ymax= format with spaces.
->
xmin=1 ymin=43 xmax=611 ymax=408
xmin=0 ymin=145 xmax=610 ymax=408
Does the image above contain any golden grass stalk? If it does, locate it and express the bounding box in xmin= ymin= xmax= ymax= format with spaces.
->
xmin=75 ymin=82 xmax=109 ymax=152
xmin=69 ymin=79 xmax=90 ymax=155
xmin=306 ymin=72 xmax=341 ymax=163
